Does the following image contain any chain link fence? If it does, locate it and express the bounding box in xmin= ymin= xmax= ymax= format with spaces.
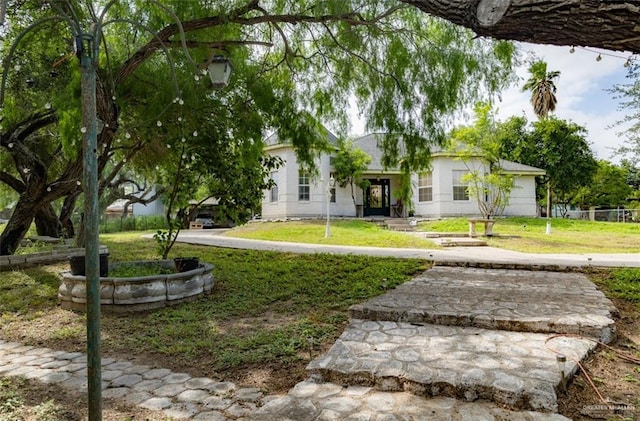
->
xmin=553 ymin=207 xmax=640 ymax=223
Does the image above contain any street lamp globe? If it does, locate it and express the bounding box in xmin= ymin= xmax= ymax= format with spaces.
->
xmin=208 ymin=55 xmax=233 ymax=89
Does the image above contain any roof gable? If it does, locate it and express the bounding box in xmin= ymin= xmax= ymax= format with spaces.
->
xmin=498 ymin=159 xmax=546 ymax=175
xmin=264 ymin=125 xmax=338 ymax=148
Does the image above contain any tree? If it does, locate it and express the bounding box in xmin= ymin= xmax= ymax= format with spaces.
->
xmin=448 ymin=102 xmax=515 ymax=219
xmin=521 ymin=59 xmax=560 ymax=221
xmin=1 ymin=0 xmax=517 ymax=255
xmin=522 ymin=60 xmax=560 ymax=120
xmin=574 ymin=160 xmax=633 ymax=209
xmin=401 ymin=0 xmax=640 ymax=53
xmin=500 ymin=117 xmax=599 ymax=215
xmin=332 ymin=139 xmax=371 ymax=214
xmin=610 ymin=61 xmax=640 ymax=166
xmin=621 ymin=159 xmax=640 ymax=194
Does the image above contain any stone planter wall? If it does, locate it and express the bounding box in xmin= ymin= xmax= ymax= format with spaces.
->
xmin=58 ymin=260 xmax=214 ymax=313
xmin=0 ymin=246 xmax=109 ymax=272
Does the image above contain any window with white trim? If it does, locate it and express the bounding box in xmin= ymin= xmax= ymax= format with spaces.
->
xmin=269 ymin=171 xmax=278 ymax=202
xmin=418 ymin=172 xmax=433 ymax=202
xmin=298 ymin=170 xmax=310 ymax=201
xmin=452 ymin=170 xmax=469 ymax=201
xmin=329 ymin=172 xmax=336 ymax=203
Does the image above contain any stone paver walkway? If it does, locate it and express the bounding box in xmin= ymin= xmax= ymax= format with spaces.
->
xmin=350 ymin=266 xmax=618 ymax=342
xmin=307 ymin=320 xmax=592 ymax=412
xmin=0 ymin=339 xmax=571 ymax=420
xmin=0 ymin=263 xmax=623 ymax=419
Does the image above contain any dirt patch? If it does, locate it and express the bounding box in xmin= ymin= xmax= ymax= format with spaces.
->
xmin=557 ymin=297 xmax=640 ymax=420
xmin=0 ymin=376 xmax=169 ymax=421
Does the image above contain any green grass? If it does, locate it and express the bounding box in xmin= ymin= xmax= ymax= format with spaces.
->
xmin=420 ymin=217 xmax=640 ymax=254
xmin=595 ymin=267 xmax=640 ymax=305
xmin=1 ymin=232 xmax=430 ymax=372
xmin=225 ymin=217 xmax=639 ymax=253
xmin=0 ymin=268 xmax=61 ymax=316
xmin=109 ymin=261 xmax=175 ymax=277
xmin=225 ymin=219 xmax=439 ymax=248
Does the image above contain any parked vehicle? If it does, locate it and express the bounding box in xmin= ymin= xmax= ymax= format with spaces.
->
xmin=194 ymin=213 xmax=215 ymax=228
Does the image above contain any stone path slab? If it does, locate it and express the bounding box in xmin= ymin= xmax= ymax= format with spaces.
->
xmin=350 ymin=266 xmax=617 ymax=343
xmin=0 ymin=339 xmax=572 ymax=420
xmin=253 ymin=378 xmax=571 ymax=420
xmin=0 ymin=340 xmax=261 ymax=420
xmin=307 ymin=319 xmax=596 ymax=412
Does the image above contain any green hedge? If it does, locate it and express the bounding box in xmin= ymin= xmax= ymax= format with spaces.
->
xmin=99 ymin=215 xmax=167 ymax=233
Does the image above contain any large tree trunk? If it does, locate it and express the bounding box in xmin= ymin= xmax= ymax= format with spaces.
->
xmin=402 ymin=0 xmax=640 ymax=53
xmin=0 ymin=198 xmax=36 ymax=255
xmin=60 ymin=192 xmax=80 ymax=238
xmin=35 ymin=204 xmax=63 ymax=238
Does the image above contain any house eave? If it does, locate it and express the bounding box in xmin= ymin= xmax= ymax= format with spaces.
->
xmin=503 ymin=170 xmax=547 ymax=176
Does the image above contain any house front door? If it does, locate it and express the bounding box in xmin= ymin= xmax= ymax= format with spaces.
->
xmin=364 ymin=179 xmax=390 ymax=217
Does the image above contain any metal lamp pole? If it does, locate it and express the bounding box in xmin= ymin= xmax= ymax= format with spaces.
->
xmin=1 ymin=5 xmax=233 ymax=418
xmin=325 ymin=175 xmax=335 ymax=238
xmin=77 ymin=30 xmax=102 ymax=421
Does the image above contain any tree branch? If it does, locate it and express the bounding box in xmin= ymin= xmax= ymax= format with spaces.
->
xmin=401 ymin=0 xmax=640 ymax=53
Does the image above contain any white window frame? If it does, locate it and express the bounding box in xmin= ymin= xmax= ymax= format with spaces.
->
xmin=452 ymin=170 xmax=470 ymax=201
xmin=269 ymin=171 xmax=278 ymax=202
xmin=418 ymin=172 xmax=433 ymax=202
xmin=298 ymin=170 xmax=310 ymax=201
xmin=329 ymin=172 xmax=336 ymax=203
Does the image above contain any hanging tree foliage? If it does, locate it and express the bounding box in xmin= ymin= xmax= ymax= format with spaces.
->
xmin=0 ymin=0 xmax=517 ymax=254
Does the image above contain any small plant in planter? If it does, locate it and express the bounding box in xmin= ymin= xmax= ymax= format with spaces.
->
xmin=153 ymin=220 xmax=199 ymax=272
xmin=153 ymin=221 xmax=180 ymax=261
xmin=153 ymin=145 xmax=203 ymax=272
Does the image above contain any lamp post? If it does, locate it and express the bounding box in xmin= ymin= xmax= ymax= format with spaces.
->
xmin=325 ymin=175 xmax=335 ymax=238
xmin=76 ymin=29 xmax=103 ymax=421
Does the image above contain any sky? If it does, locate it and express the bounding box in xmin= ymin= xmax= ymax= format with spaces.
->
xmin=347 ymin=42 xmax=635 ymax=164
xmin=494 ymin=42 xmax=634 ymax=163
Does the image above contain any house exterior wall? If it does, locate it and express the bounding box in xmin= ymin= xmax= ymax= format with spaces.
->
xmin=413 ymin=156 xmax=484 ymax=218
xmin=501 ymin=177 xmax=539 ymax=217
xmin=131 ymin=186 xmax=166 ymax=216
xmin=263 ymin=148 xmax=356 ymax=218
xmin=262 ymin=145 xmax=541 ymax=220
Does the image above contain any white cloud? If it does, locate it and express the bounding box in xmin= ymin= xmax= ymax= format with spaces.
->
xmin=495 ymin=43 xmax=632 ymax=162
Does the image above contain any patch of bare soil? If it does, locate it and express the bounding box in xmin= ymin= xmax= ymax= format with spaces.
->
xmin=1 ymin=377 xmax=170 ymax=421
xmin=558 ymin=297 xmax=640 ymax=420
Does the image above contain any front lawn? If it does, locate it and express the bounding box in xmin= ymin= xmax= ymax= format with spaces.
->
xmin=225 ymin=219 xmax=437 ymax=248
xmin=1 ymin=233 xmax=429 ymax=386
xmin=418 ymin=217 xmax=640 ymax=253
xmin=0 ymin=232 xmax=638 ymax=421
xmin=224 ymin=217 xmax=639 ymax=254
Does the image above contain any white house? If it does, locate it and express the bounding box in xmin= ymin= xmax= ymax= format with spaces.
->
xmin=261 ymin=132 xmax=545 ymax=219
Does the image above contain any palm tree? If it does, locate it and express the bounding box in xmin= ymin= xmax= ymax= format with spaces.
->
xmin=522 ymin=60 xmax=561 ymax=230
xmin=522 ymin=60 xmax=561 ymax=119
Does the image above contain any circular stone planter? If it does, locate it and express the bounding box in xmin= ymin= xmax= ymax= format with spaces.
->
xmin=58 ymin=260 xmax=214 ymax=313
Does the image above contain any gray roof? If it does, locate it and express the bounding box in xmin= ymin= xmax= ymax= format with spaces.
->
xmin=498 ymin=159 xmax=546 ymax=175
xmin=265 ymin=126 xmax=338 ymax=147
xmin=350 ymin=134 xmax=545 ymax=176
xmin=351 ymin=133 xmax=448 ymax=172
xmin=352 ymin=134 xmax=390 ymax=172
